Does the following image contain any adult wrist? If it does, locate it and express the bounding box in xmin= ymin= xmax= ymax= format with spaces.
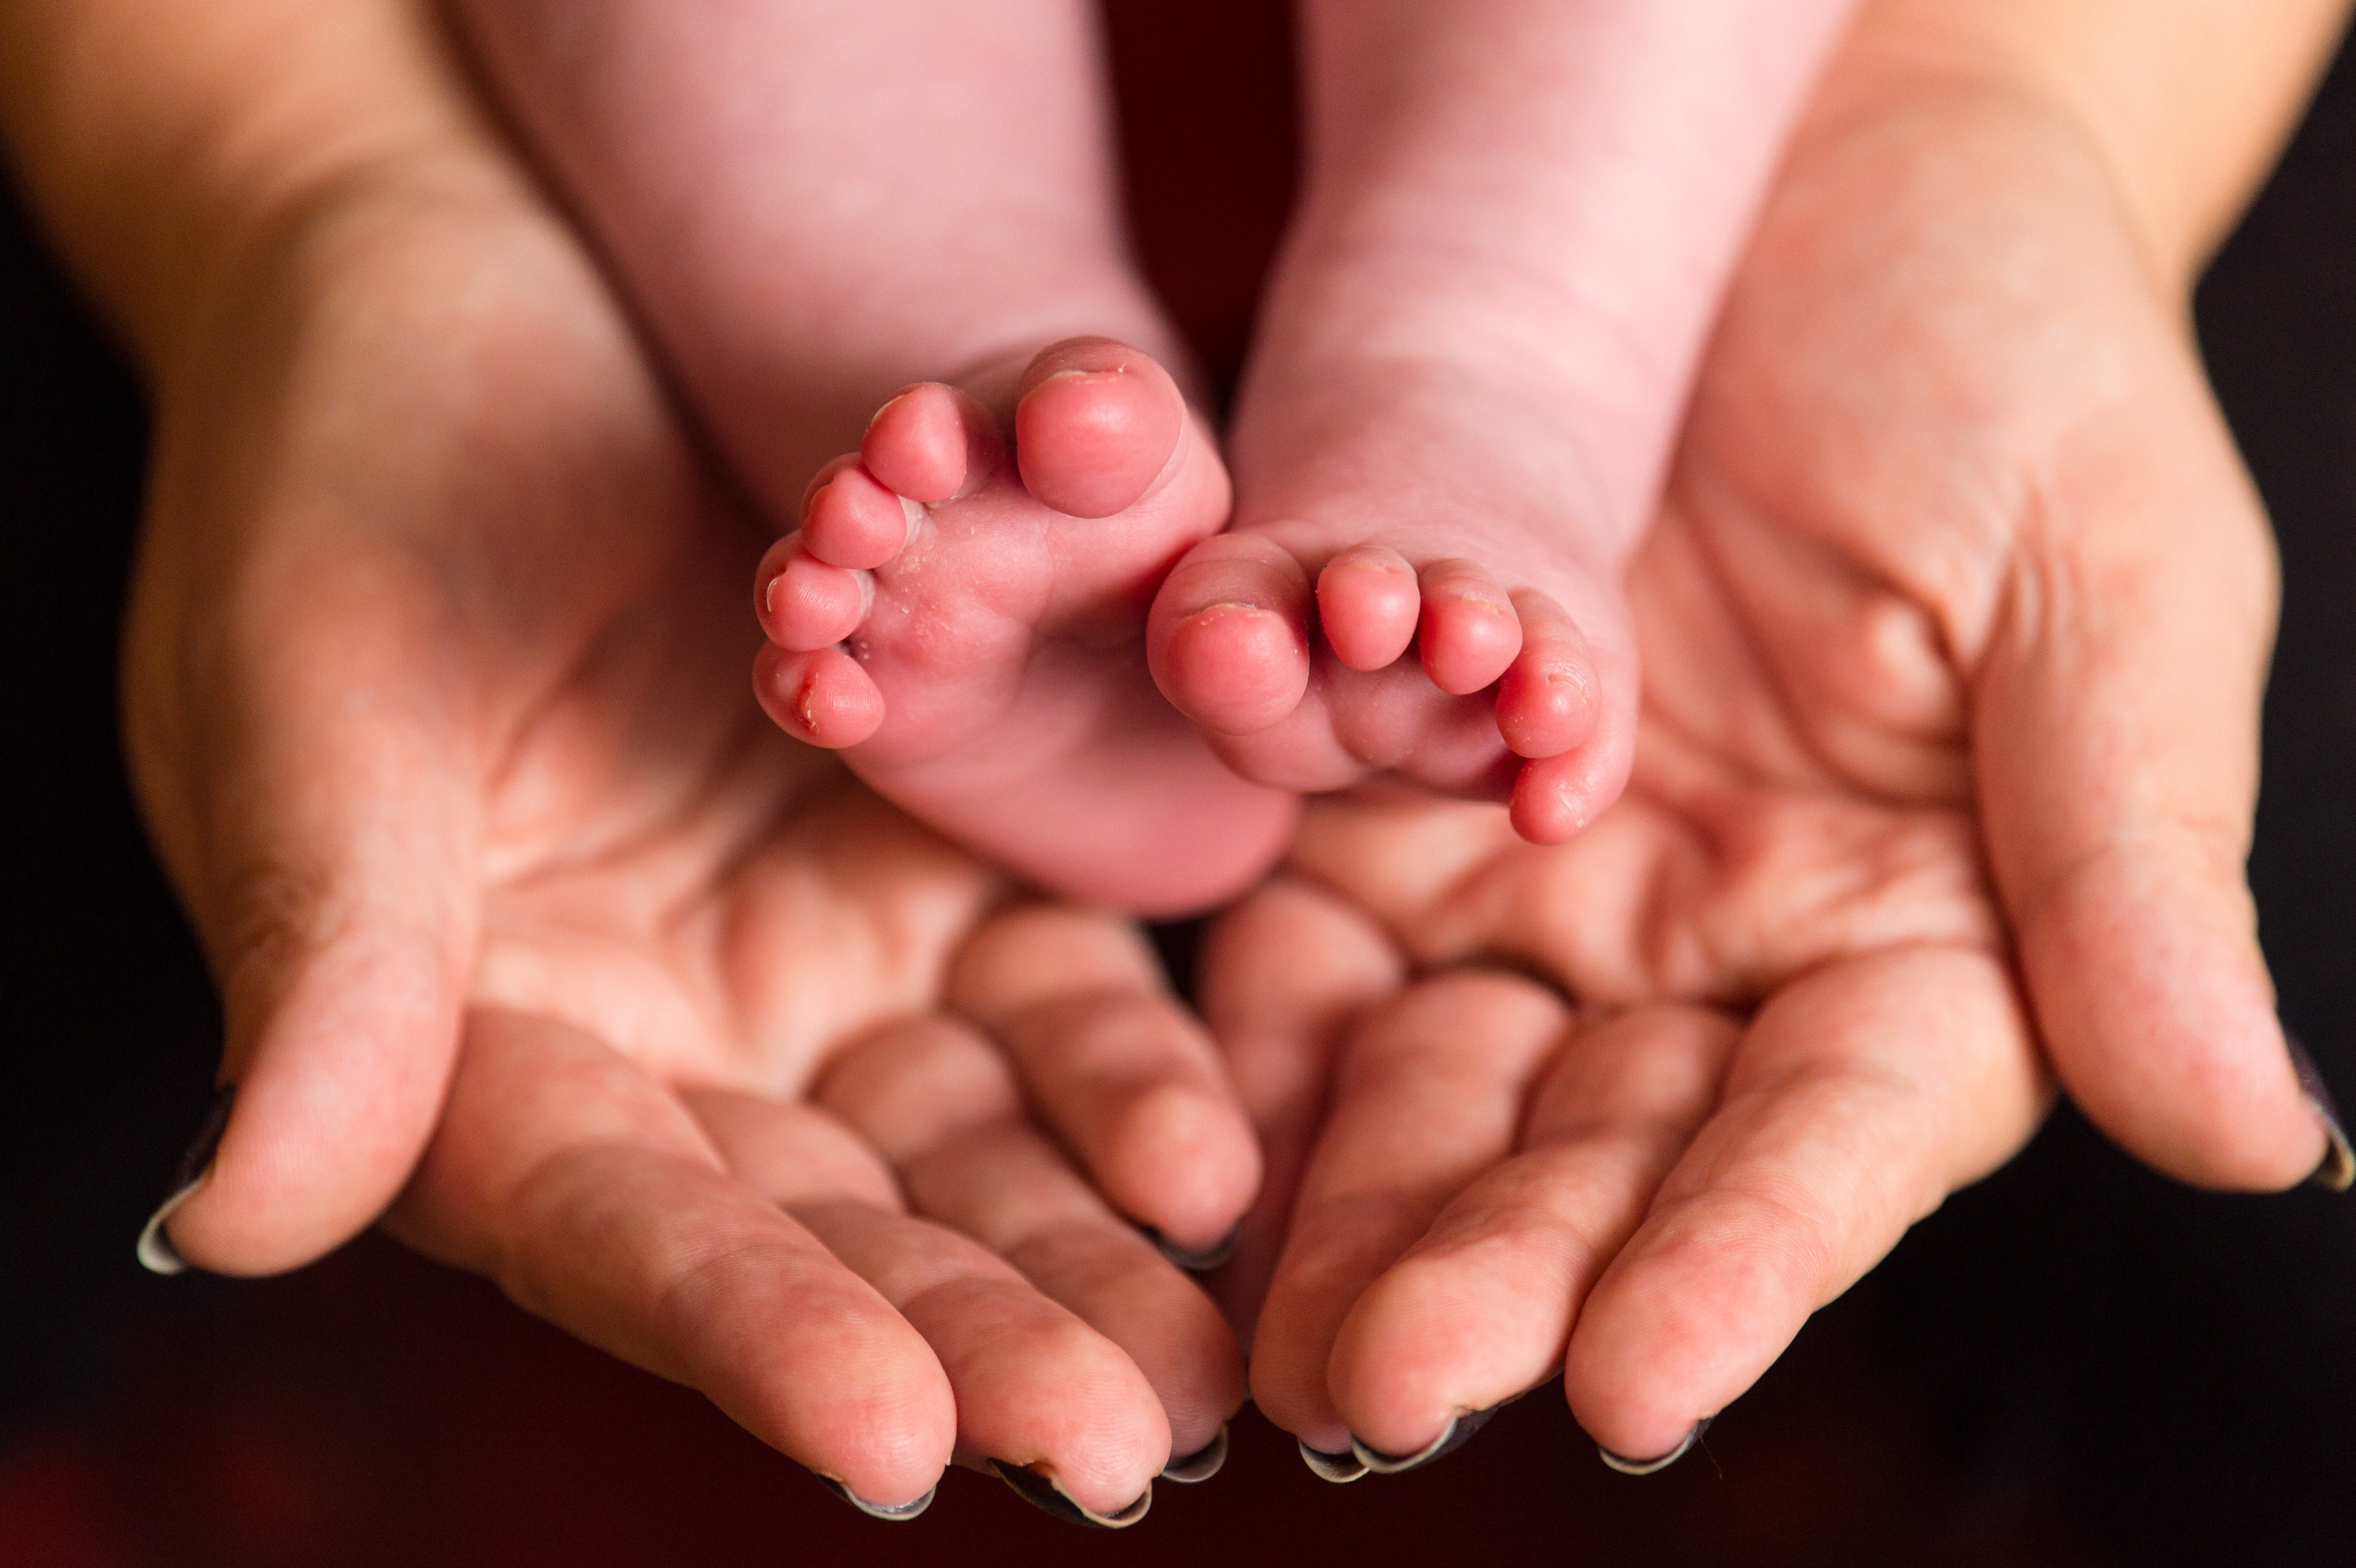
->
xmin=1820 ymin=0 xmax=2351 ymax=296
xmin=0 ymin=0 xmax=502 ymax=384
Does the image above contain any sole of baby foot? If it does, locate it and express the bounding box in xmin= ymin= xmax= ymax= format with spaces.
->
xmin=1145 ymin=515 xmax=1633 ymax=846
xmin=754 ymin=337 xmax=1297 ymax=915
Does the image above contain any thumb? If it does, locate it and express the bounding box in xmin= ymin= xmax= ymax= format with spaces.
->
xmin=129 ymin=548 xmax=479 ymax=1275
xmin=1976 ymin=355 xmax=2342 ymax=1191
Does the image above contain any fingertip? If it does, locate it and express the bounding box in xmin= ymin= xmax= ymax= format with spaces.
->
xmin=680 ymin=1230 xmax=963 ymax=1502
xmin=161 ymin=920 xmax=463 ymax=1275
xmin=1324 ymin=1257 xmax=1504 ymax=1461
xmin=1560 ymin=1209 xmax=1784 ymax=1465
xmin=772 ymin=1316 xmax=959 ymax=1507
xmin=1104 ymin=1080 xmax=1264 ymax=1253
xmin=2021 ymin=847 xmax=2327 ymax=1190
xmin=1246 ymin=1308 xmax=1354 ymax=1458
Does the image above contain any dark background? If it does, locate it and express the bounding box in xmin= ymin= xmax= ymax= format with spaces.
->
xmin=3 ymin=8 xmax=2350 ymax=1564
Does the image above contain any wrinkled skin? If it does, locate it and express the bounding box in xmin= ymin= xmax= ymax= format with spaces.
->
xmin=107 ymin=2 xmax=2327 ymax=1516
xmin=118 ymin=16 xmax=1254 ymax=1517
xmin=1216 ymin=81 xmax=2327 ymax=1468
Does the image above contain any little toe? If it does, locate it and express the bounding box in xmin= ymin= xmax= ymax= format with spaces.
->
xmin=759 ymin=541 xmax=872 ymax=652
xmin=1013 ymin=337 xmax=1186 ymax=519
xmin=1147 ymin=535 xmax=1313 ymax=737
xmin=1494 ymin=590 xmax=1598 ymax=760
xmin=755 ymin=645 xmax=886 ymax=749
xmin=1316 ymin=546 xmax=1421 ymax=671
xmin=1508 ymin=729 xmax=1633 ymax=846
xmin=862 ymin=382 xmax=986 ymax=504
xmin=1416 ymin=561 xmax=1523 ymax=696
xmin=803 ymin=460 xmax=916 ymax=571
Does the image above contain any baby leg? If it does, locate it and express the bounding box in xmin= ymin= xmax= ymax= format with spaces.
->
xmin=1150 ymin=0 xmax=1857 ymax=841
xmin=454 ymin=0 xmax=1293 ymax=909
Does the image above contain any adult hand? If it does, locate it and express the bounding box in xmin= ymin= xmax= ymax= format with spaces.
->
xmin=1208 ymin=65 xmax=2345 ymax=1473
xmin=8 ymin=0 xmax=1254 ymax=1519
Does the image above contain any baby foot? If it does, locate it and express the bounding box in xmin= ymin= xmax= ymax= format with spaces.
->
xmin=1146 ymin=370 xmax=1637 ymax=844
xmin=754 ymin=337 xmax=1297 ymax=914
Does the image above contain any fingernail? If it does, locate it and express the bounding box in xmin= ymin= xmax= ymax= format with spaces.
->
xmin=1598 ymin=1415 xmax=1711 ymax=1476
xmin=135 ymin=1084 xmax=235 ymax=1275
xmin=2287 ymin=1034 xmax=2353 ymax=1191
xmin=1297 ymin=1440 xmax=1368 ymax=1483
xmin=1349 ymin=1402 xmax=1502 ymax=1475
xmin=987 ymin=1461 xmax=1151 ymax=1529
xmin=1161 ymin=1424 xmax=1229 ymax=1483
xmin=816 ymin=1475 xmax=936 ymax=1521
xmin=1142 ymin=1224 xmax=1239 ymax=1273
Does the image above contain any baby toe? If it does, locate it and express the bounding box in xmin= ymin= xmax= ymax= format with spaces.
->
xmin=1012 ymin=337 xmax=1185 ymax=519
xmin=1147 ymin=535 xmax=1313 ymax=736
xmin=862 ymin=382 xmax=980 ymax=504
xmin=759 ymin=541 xmax=871 ymax=652
xmin=1316 ymin=546 xmax=1421 ymax=671
xmin=1508 ymin=732 xmax=1632 ymax=846
xmin=1494 ymin=590 xmax=1598 ymax=759
xmin=803 ymin=461 xmax=917 ymax=570
xmin=754 ymin=645 xmax=886 ymax=749
xmin=1416 ymin=560 xmax=1523 ymax=696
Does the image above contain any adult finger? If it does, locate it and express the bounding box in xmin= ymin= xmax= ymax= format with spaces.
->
xmin=389 ymin=1008 xmax=955 ymax=1511
xmin=1247 ymin=972 xmax=1571 ymax=1466
xmin=127 ymin=526 xmax=475 ymax=1278
xmin=1977 ymin=343 xmax=2338 ymax=1189
xmin=1195 ymin=876 xmax=1406 ymax=1343
xmin=1324 ymin=1005 xmax=1736 ymax=1465
xmin=686 ymin=1087 xmax=1165 ymax=1526
xmin=124 ymin=157 xmax=725 ymax=1275
xmin=818 ymin=1015 xmax=1232 ymax=1496
xmin=1563 ymin=945 xmax=2050 ymax=1465
xmin=951 ymin=904 xmax=1261 ymax=1260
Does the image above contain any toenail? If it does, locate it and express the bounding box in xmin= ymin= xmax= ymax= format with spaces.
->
xmin=1182 ymin=600 xmax=1265 ymax=622
xmin=801 ymin=476 xmax=833 ymax=522
xmin=867 ymin=388 xmax=919 ymax=431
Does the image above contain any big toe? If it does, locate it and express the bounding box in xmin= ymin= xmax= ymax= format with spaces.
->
xmin=1148 ymin=535 xmax=1313 ymax=736
xmin=1013 ymin=337 xmax=1186 ymax=519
